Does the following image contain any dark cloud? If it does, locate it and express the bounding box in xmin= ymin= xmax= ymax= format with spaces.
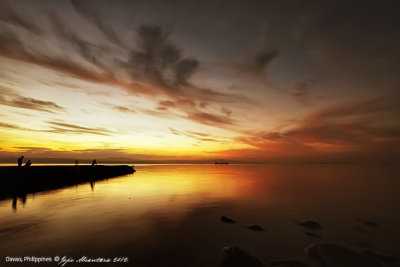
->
xmin=47 ymin=11 xmax=113 ymax=73
xmin=291 ymin=80 xmax=314 ymax=106
xmin=299 ymin=1 xmax=400 ymax=93
xmin=0 ymin=30 xmax=122 ymax=89
xmin=236 ymin=48 xmax=282 ymax=93
xmin=253 ymin=131 xmax=282 ymax=141
xmin=174 ymin=58 xmax=199 ymax=85
xmin=0 ymin=1 xmax=42 ymax=35
xmin=186 ymin=112 xmax=235 ymax=126
xmin=70 ymin=0 xmax=124 ymax=47
xmin=0 ymin=27 xmax=26 ymax=57
xmin=0 ymin=14 xmax=145 ymax=95
xmin=126 ymin=24 xmax=255 ymax=118
xmin=249 ymin=50 xmax=279 ymax=75
xmin=129 ymin=25 xmax=199 ymax=92
xmin=0 ymin=14 xmax=251 ymax=129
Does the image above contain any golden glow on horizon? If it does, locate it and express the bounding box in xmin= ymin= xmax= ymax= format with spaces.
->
xmin=0 ymin=57 xmax=257 ymax=160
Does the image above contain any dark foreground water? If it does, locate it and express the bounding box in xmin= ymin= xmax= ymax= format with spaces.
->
xmin=1 ymin=164 xmax=399 ymax=267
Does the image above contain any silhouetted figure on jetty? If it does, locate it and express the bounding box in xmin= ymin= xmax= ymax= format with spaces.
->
xmin=75 ymin=159 xmax=80 ymax=172
xmin=92 ymin=159 xmax=97 ymax=166
xmin=20 ymin=194 xmax=27 ymax=205
xmin=90 ymin=180 xmax=95 ymax=191
xmin=12 ymin=197 xmax=17 ymax=211
xmin=17 ymin=156 xmax=24 ymax=167
xmin=25 ymin=160 xmax=32 ymax=167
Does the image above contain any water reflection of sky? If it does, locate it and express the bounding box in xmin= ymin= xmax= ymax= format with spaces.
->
xmin=0 ymin=164 xmax=399 ymax=266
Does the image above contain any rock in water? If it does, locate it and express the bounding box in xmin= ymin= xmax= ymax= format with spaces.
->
xmin=221 ymin=216 xmax=236 ymax=224
xmin=270 ymin=260 xmax=309 ymax=267
xmin=357 ymin=219 xmax=379 ymax=228
xmin=305 ymin=242 xmax=382 ymax=267
xmin=247 ymin=225 xmax=265 ymax=231
xmin=305 ymin=232 xmax=322 ymax=238
xmin=298 ymin=221 xmax=321 ymax=230
xmin=221 ymin=246 xmax=264 ymax=267
xmin=362 ymin=249 xmax=398 ymax=263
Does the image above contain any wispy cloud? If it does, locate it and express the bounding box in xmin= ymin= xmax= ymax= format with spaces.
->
xmin=246 ymin=49 xmax=279 ymax=75
xmin=0 ymin=119 xmax=116 ymax=137
xmin=0 ymin=87 xmax=64 ymax=113
xmin=46 ymin=121 xmax=114 ymax=136
xmin=47 ymin=11 xmax=114 ymax=74
xmin=185 ymin=131 xmax=210 ymax=137
xmin=168 ymin=127 xmax=224 ymax=143
xmin=290 ymin=80 xmax=314 ymax=106
xmin=70 ymin=0 xmax=124 ymax=47
xmin=1 ymin=1 xmax=399 ymax=163
xmin=106 ymin=104 xmax=136 ymax=114
xmin=0 ymin=8 xmax=252 ymax=130
xmin=0 ymin=1 xmax=42 ymax=34
xmin=234 ymin=95 xmax=400 ymax=160
xmin=2 ymin=147 xmax=133 ymax=160
xmin=185 ymin=111 xmax=235 ymax=127
xmin=0 ymin=122 xmax=25 ymax=130
xmin=14 ymin=146 xmax=53 ymax=152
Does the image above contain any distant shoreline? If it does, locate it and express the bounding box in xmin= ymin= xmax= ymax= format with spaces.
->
xmin=1 ymin=162 xmax=397 ymax=166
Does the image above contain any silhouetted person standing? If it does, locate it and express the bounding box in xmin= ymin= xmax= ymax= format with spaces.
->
xmin=12 ymin=197 xmax=17 ymax=211
xmin=90 ymin=180 xmax=95 ymax=191
xmin=92 ymin=159 xmax=97 ymax=166
xmin=74 ymin=159 xmax=80 ymax=172
xmin=25 ymin=160 xmax=32 ymax=167
xmin=17 ymin=156 xmax=24 ymax=167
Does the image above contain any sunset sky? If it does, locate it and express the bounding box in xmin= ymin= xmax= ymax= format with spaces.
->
xmin=0 ymin=0 xmax=399 ymax=163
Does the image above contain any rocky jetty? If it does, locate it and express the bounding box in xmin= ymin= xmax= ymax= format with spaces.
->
xmin=0 ymin=165 xmax=135 ymax=199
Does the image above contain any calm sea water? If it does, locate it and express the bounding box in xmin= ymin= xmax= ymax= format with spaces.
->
xmin=1 ymin=164 xmax=399 ymax=266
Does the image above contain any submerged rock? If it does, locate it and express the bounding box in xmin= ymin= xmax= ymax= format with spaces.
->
xmin=305 ymin=242 xmax=382 ymax=267
xmin=357 ymin=219 xmax=379 ymax=228
xmin=353 ymin=225 xmax=375 ymax=234
xmin=270 ymin=259 xmax=309 ymax=267
xmin=221 ymin=216 xmax=236 ymax=224
xmin=221 ymin=246 xmax=264 ymax=267
xmin=305 ymin=232 xmax=322 ymax=239
xmin=247 ymin=225 xmax=265 ymax=231
xmin=298 ymin=221 xmax=321 ymax=231
xmin=362 ymin=249 xmax=398 ymax=263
